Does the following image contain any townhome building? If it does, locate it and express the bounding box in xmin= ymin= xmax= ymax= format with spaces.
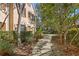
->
xmin=0 ymin=3 xmax=36 ymax=33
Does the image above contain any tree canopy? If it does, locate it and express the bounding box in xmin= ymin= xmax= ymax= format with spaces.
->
xmin=40 ymin=3 xmax=79 ymax=44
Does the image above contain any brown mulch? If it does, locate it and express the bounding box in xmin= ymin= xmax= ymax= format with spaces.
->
xmin=56 ymin=42 xmax=79 ymax=56
xmin=51 ymin=38 xmax=79 ymax=56
xmin=63 ymin=44 xmax=79 ymax=56
xmin=14 ymin=43 xmax=33 ymax=56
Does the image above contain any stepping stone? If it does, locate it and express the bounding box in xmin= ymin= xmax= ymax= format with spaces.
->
xmin=32 ymin=34 xmax=53 ymax=56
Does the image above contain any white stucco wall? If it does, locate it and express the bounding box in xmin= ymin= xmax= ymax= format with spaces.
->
xmin=13 ymin=3 xmax=35 ymax=31
xmin=5 ymin=7 xmax=9 ymax=31
xmin=0 ymin=3 xmax=36 ymax=31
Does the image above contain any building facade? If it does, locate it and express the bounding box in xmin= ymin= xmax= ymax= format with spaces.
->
xmin=0 ymin=3 xmax=36 ymax=33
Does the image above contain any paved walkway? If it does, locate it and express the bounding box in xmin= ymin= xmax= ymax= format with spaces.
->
xmin=32 ymin=34 xmax=53 ymax=56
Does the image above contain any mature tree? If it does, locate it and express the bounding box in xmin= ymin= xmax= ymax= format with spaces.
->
xmin=40 ymin=3 xmax=79 ymax=45
xmin=16 ymin=3 xmax=25 ymax=46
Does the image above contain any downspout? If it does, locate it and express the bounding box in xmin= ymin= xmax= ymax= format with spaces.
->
xmin=9 ymin=3 xmax=13 ymax=31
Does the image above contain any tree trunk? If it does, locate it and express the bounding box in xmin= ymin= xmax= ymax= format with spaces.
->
xmin=16 ymin=3 xmax=25 ymax=46
xmin=64 ymin=32 xmax=68 ymax=45
xmin=17 ymin=14 xmax=21 ymax=46
xmin=59 ymin=33 xmax=64 ymax=45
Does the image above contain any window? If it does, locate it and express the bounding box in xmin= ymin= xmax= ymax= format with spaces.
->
xmin=22 ymin=8 xmax=26 ymax=17
xmin=28 ymin=12 xmax=35 ymax=20
xmin=28 ymin=12 xmax=32 ymax=20
xmin=28 ymin=12 xmax=35 ymax=24
xmin=20 ymin=24 xmax=26 ymax=31
xmin=28 ymin=12 xmax=31 ymax=19
xmin=32 ymin=15 xmax=35 ymax=21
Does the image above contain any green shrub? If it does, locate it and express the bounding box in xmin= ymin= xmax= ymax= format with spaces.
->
xmin=34 ymin=28 xmax=43 ymax=40
xmin=67 ymin=30 xmax=79 ymax=47
xmin=0 ymin=31 xmax=17 ymax=45
xmin=67 ymin=30 xmax=77 ymax=43
xmin=0 ymin=39 xmax=14 ymax=55
xmin=0 ymin=31 xmax=33 ymax=44
xmin=20 ymin=31 xmax=33 ymax=43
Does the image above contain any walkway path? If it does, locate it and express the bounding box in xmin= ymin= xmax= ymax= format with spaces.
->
xmin=32 ymin=34 xmax=56 ymax=56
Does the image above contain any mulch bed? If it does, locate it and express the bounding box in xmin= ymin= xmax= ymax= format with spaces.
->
xmin=14 ymin=43 xmax=33 ymax=56
xmin=63 ymin=45 xmax=79 ymax=56
xmin=51 ymin=38 xmax=79 ymax=56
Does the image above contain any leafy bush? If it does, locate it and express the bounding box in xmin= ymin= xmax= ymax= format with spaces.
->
xmin=0 ymin=31 xmax=33 ymax=44
xmin=0 ymin=31 xmax=17 ymax=45
xmin=67 ymin=30 xmax=77 ymax=43
xmin=0 ymin=39 xmax=14 ymax=55
xmin=20 ymin=31 xmax=33 ymax=43
xmin=67 ymin=30 xmax=79 ymax=47
xmin=34 ymin=27 xmax=43 ymax=40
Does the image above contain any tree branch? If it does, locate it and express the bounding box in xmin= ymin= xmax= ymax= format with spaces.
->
xmin=0 ymin=14 xmax=9 ymax=29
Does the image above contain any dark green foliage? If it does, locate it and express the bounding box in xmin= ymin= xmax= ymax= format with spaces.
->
xmin=0 ymin=31 xmax=33 ymax=55
xmin=67 ymin=30 xmax=77 ymax=43
xmin=0 ymin=39 xmax=14 ymax=55
xmin=0 ymin=31 xmax=33 ymax=44
xmin=20 ymin=31 xmax=33 ymax=43
xmin=0 ymin=31 xmax=17 ymax=44
xmin=67 ymin=30 xmax=79 ymax=47
xmin=13 ymin=31 xmax=18 ymax=42
xmin=34 ymin=27 xmax=43 ymax=40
